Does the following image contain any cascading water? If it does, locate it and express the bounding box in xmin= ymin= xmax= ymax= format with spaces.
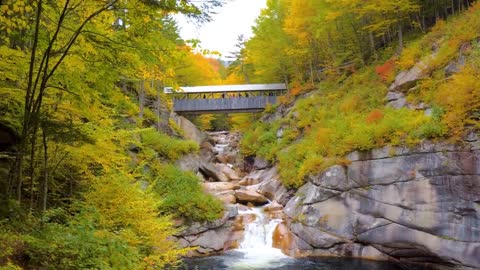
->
xmin=231 ymin=205 xmax=290 ymax=269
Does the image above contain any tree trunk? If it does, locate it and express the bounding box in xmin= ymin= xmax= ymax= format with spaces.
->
xmin=40 ymin=127 xmax=48 ymax=212
xmin=369 ymin=31 xmax=377 ymax=60
xmin=29 ymin=124 xmax=38 ymax=211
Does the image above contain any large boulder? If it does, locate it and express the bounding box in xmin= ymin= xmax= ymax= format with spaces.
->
xmin=202 ymin=182 xmax=236 ymax=193
xmin=282 ymin=141 xmax=480 ymax=269
xmin=388 ymin=58 xmax=431 ymax=92
xmin=234 ymin=190 xmax=269 ymax=205
xmin=215 ymin=163 xmax=241 ymax=181
xmin=199 ymin=161 xmax=229 ymax=182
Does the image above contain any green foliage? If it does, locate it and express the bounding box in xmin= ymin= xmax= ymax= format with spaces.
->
xmin=24 ymin=221 xmax=140 ymax=270
xmin=152 ymin=164 xmax=223 ymax=222
xmin=141 ymin=128 xmax=199 ymax=161
xmin=0 ymin=0 xmax=228 ymax=268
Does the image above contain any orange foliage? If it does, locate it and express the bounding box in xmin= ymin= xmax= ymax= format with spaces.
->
xmin=290 ymin=84 xmax=314 ymax=96
xmin=375 ymin=60 xmax=396 ymax=82
xmin=366 ymin=109 xmax=384 ymax=124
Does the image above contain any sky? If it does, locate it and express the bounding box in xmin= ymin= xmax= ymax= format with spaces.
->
xmin=175 ymin=0 xmax=267 ymax=59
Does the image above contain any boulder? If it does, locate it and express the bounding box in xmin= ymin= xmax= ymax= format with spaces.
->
xmin=216 ymin=190 xmax=236 ymax=204
xmin=202 ymin=182 xmax=236 ymax=193
xmin=176 ymin=154 xmax=202 ymax=173
xmin=215 ymin=153 xmax=229 ymax=164
xmin=234 ymin=190 xmax=269 ymax=205
xmin=215 ymin=163 xmax=241 ymax=181
xmin=445 ymin=53 xmax=466 ymax=76
xmin=386 ymin=97 xmax=408 ymax=109
xmin=253 ymin=157 xmax=270 ymax=170
xmin=264 ymin=201 xmax=283 ymax=212
xmin=238 ymin=177 xmax=262 ymax=186
xmin=199 ymin=162 xmax=229 ymax=182
xmin=189 ymin=229 xmax=227 ymax=254
xmin=385 ymin=91 xmax=405 ymax=102
xmin=388 ymin=59 xmax=430 ymax=92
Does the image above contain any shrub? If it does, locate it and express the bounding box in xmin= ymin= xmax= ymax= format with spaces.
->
xmin=24 ymin=222 xmax=140 ymax=270
xmin=141 ymin=128 xmax=199 ymax=161
xmin=152 ymin=164 xmax=223 ymax=222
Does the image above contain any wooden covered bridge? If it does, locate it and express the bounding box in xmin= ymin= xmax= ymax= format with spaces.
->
xmin=164 ymin=84 xmax=287 ymax=114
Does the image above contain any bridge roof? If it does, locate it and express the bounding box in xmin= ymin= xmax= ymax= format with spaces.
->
xmin=165 ymin=83 xmax=286 ymax=93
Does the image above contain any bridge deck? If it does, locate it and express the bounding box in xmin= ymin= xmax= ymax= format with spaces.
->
xmin=165 ymin=84 xmax=286 ymax=114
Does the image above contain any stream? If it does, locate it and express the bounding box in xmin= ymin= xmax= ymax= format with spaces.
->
xmin=181 ymin=204 xmax=411 ymax=270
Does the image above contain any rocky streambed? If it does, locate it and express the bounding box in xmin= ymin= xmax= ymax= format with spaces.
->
xmin=174 ymin=131 xmax=290 ymax=256
xmin=173 ymin=124 xmax=480 ymax=270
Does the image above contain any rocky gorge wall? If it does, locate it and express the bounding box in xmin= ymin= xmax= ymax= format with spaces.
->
xmin=274 ymin=138 xmax=480 ymax=270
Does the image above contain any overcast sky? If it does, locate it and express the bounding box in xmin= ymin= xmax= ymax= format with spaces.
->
xmin=175 ymin=0 xmax=267 ymax=59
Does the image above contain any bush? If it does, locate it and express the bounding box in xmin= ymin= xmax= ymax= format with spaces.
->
xmin=152 ymin=164 xmax=223 ymax=222
xmin=24 ymin=222 xmax=140 ymax=270
xmin=141 ymin=128 xmax=199 ymax=161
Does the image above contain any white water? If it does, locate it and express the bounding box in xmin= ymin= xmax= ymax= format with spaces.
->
xmin=232 ymin=206 xmax=289 ymax=269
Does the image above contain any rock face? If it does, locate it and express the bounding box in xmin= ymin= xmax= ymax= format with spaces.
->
xmin=170 ymin=114 xmax=206 ymax=144
xmin=176 ymin=206 xmax=242 ymax=255
xmin=279 ymin=140 xmax=480 ymax=269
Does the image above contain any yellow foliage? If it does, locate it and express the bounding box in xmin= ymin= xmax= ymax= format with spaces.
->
xmin=84 ymin=173 xmax=188 ymax=268
xmin=436 ymin=68 xmax=480 ymax=138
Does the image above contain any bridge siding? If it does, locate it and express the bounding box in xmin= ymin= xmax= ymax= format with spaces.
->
xmin=173 ymin=96 xmax=277 ymax=113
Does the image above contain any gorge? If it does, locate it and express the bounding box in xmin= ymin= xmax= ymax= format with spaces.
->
xmin=170 ymin=118 xmax=479 ymax=269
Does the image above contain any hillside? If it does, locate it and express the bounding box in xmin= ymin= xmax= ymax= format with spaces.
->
xmin=241 ymin=0 xmax=480 ymax=189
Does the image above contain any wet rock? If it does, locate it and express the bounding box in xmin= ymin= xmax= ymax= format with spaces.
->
xmin=234 ymin=190 xmax=269 ymax=205
xmin=264 ymin=200 xmax=283 ymax=212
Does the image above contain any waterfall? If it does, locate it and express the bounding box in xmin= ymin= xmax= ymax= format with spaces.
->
xmin=239 ymin=207 xmax=281 ymax=250
xmin=232 ymin=205 xmax=288 ymax=269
